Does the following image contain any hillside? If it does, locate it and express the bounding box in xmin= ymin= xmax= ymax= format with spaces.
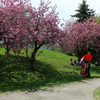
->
xmin=0 ymin=48 xmax=100 ymax=93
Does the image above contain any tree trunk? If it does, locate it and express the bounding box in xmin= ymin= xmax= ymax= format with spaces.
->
xmin=6 ymin=45 xmax=10 ymax=55
xmin=29 ymin=50 xmax=36 ymax=71
xmin=29 ymin=42 xmax=44 ymax=71
xmin=4 ymin=38 xmax=10 ymax=57
xmin=30 ymin=58 xmax=35 ymax=71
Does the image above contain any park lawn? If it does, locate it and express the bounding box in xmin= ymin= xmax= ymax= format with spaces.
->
xmin=0 ymin=48 xmax=100 ymax=93
xmin=94 ymin=87 xmax=100 ymax=100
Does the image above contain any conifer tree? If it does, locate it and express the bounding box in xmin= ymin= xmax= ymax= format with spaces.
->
xmin=71 ymin=0 xmax=95 ymax=22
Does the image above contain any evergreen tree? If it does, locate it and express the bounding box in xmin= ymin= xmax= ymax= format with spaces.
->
xmin=71 ymin=0 xmax=95 ymax=22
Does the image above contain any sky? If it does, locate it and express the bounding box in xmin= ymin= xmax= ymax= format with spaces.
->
xmin=30 ymin=0 xmax=100 ymax=23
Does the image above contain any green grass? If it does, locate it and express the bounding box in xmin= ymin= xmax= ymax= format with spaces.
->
xmin=94 ymin=87 xmax=100 ymax=100
xmin=0 ymin=48 xmax=100 ymax=93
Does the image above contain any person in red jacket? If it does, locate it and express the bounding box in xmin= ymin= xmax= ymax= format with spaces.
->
xmin=80 ymin=57 xmax=90 ymax=78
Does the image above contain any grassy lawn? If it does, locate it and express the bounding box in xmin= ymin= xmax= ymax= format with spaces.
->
xmin=94 ymin=87 xmax=100 ymax=100
xmin=0 ymin=48 xmax=100 ymax=93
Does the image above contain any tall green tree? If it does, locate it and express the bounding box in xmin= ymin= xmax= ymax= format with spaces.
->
xmin=71 ymin=0 xmax=95 ymax=22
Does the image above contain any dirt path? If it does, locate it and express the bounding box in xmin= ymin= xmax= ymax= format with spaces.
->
xmin=0 ymin=78 xmax=100 ymax=100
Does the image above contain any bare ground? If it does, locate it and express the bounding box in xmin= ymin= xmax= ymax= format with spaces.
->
xmin=0 ymin=78 xmax=100 ymax=100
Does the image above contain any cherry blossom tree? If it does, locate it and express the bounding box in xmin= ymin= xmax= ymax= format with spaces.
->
xmin=61 ymin=17 xmax=100 ymax=61
xmin=25 ymin=0 xmax=61 ymax=70
xmin=0 ymin=0 xmax=61 ymax=70
xmin=0 ymin=0 xmax=31 ymax=55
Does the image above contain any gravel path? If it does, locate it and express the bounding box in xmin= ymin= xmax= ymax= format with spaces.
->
xmin=0 ymin=78 xmax=100 ymax=100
